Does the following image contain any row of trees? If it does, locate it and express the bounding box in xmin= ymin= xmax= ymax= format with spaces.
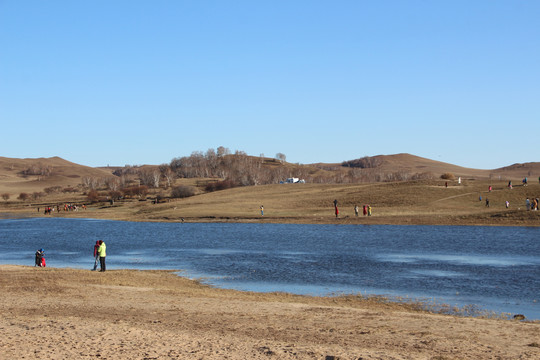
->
xmin=79 ymin=148 xmax=439 ymax=194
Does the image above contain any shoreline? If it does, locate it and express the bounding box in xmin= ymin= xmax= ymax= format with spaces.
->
xmin=1 ymin=265 xmax=539 ymax=359
xmin=2 ymin=210 xmax=540 ymax=227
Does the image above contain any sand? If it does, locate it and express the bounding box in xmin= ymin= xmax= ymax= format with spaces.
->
xmin=1 ymin=265 xmax=539 ymax=359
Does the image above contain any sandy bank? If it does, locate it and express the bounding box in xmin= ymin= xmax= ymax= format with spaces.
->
xmin=1 ymin=266 xmax=539 ymax=359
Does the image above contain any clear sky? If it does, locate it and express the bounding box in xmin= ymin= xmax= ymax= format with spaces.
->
xmin=1 ymin=1 xmax=539 ymax=169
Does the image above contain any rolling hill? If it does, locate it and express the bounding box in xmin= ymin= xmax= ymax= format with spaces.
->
xmin=0 ymin=156 xmax=114 ymax=194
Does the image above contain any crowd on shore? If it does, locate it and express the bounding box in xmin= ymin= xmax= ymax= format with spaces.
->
xmin=39 ymin=203 xmax=86 ymax=215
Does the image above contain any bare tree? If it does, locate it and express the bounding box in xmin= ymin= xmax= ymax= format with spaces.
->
xmin=1 ymin=193 xmax=10 ymax=201
xmin=159 ymin=164 xmax=175 ymax=188
xmin=217 ymin=146 xmax=230 ymax=158
xmin=139 ymin=169 xmax=161 ymax=188
xmin=81 ymin=176 xmax=102 ymax=190
xmin=275 ymin=153 xmax=286 ymax=163
xmin=105 ymin=177 xmax=120 ymax=191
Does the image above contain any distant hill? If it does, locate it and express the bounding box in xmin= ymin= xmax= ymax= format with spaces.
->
xmin=340 ymin=153 xmax=538 ymax=180
xmin=0 ymin=154 xmax=538 ymax=197
xmin=0 ymin=156 xmax=114 ymax=194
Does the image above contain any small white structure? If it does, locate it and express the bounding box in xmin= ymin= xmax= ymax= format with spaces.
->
xmin=282 ymin=177 xmax=305 ymax=184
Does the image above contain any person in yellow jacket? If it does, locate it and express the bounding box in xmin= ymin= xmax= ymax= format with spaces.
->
xmin=97 ymin=240 xmax=107 ymax=272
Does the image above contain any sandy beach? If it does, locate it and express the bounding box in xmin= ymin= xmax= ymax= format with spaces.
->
xmin=1 ymin=265 xmax=539 ymax=359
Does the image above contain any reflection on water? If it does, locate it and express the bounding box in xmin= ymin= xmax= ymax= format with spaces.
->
xmin=0 ymin=218 xmax=539 ymax=319
xmin=381 ymin=253 xmax=540 ymax=266
xmin=408 ymin=270 xmax=466 ymax=278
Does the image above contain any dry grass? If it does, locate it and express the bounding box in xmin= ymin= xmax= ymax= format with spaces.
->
xmin=1 ymin=155 xmax=539 ymax=226
xmin=2 ymin=178 xmax=540 ymax=226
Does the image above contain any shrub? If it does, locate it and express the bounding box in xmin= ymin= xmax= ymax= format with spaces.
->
xmin=87 ymin=190 xmax=100 ymax=203
xmin=1 ymin=193 xmax=9 ymax=201
xmin=171 ymin=185 xmax=196 ymax=198
xmin=108 ymin=190 xmax=122 ymax=200
xmin=205 ymin=179 xmax=237 ymax=192
xmin=18 ymin=192 xmax=29 ymax=201
xmin=440 ymin=173 xmax=455 ymax=180
xmin=44 ymin=186 xmax=62 ymax=194
xmin=122 ymin=185 xmax=148 ymax=198
xmin=32 ymin=192 xmax=45 ymax=200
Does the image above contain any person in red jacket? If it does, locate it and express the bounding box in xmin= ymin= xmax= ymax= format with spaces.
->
xmin=92 ymin=240 xmax=100 ymax=271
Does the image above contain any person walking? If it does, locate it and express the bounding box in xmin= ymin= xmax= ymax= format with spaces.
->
xmin=97 ymin=240 xmax=106 ymax=272
xmin=367 ymin=205 xmax=372 ymax=216
xmin=363 ymin=205 xmax=367 ymax=216
xmin=485 ymin=198 xmax=490 ymax=207
xmin=354 ymin=205 xmax=359 ymax=217
xmin=92 ymin=240 xmax=100 ymax=271
xmin=260 ymin=205 xmax=264 ymax=216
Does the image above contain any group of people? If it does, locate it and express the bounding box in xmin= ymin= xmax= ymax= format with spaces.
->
xmin=333 ymin=200 xmax=372 ymax=218
xmin=354 ymin=204 xmax=372 ymax=216
xmin=93 ymin=240 xmax=107 ymax=271
xmin=526 ymin=198 xmax=539 ymax=211
xmin=38 ymin=204 xmax=86 ymax=215
xmin=33 ymin=240 xmax=107 ymax=270
xmin=34 ymin=248 xmax=46 ymax=267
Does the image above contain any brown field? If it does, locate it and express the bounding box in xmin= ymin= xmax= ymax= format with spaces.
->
xmin=1 ymin=266 xmax=539 ymax=359
xmin=2 ymin=177 xmax=539 ymax=226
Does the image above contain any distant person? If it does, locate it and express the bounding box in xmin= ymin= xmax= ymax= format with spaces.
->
xmin=92 ymin=240 xmax=100 ymax=271
xmin=523 ymin=177 xmax=528 ymax=186
xmin=35 ymin=248 xmax=45 ymax=267
xmin=367 ymin=205 xmax=372 ymax=216
xmin=508 ymin=180 xmax=512 ymax=189
xmin=334 ymin=205 xmax=339 ymax=218
xmin=479 ymin=195 xmax=482 ymax=202
xmin=505 ymin=200 xmax=509 ymax=209
xmin=354 ymin=205 xmax=359 ymax=217
xmin=485 ymin=198 xmax=490 ymax=207
xmin=445 ymin=182 xmax=448 ymax=188
xmin=363 ymin=205 xmax=367 ymax=216
xmin=333 ymin=199 xmax=338 ymax=207
xmin=97 ymin=240 xmax=107 ymax=272
xmin=533 ymin=198 xmax=538 ymax=211
xmin=488 ymin=185 xmax=492 ymax=192
xmin=526 ymin=198 xmax=531 ymax=211
xmin=260 ymin=205 xmax=264 ymax=216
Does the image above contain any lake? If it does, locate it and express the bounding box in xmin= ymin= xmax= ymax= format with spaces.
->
xmin=1 ymin=218 xmax=539 ymax=319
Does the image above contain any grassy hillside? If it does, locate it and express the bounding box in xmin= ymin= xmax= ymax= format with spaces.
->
xmin=0 ymin=156 xmax=113 ymax=195
xmin=1 ymin=155 xmax=538 ymax=226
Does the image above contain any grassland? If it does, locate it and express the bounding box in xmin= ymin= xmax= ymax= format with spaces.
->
xmin=1 ymin=178 xmax=539 ymax=226
xmin=1 ymin=155 xmax=539 ymax=226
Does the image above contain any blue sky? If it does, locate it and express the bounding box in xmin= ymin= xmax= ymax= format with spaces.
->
xmin=1 ymin=1 xmax=538 ymax=169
